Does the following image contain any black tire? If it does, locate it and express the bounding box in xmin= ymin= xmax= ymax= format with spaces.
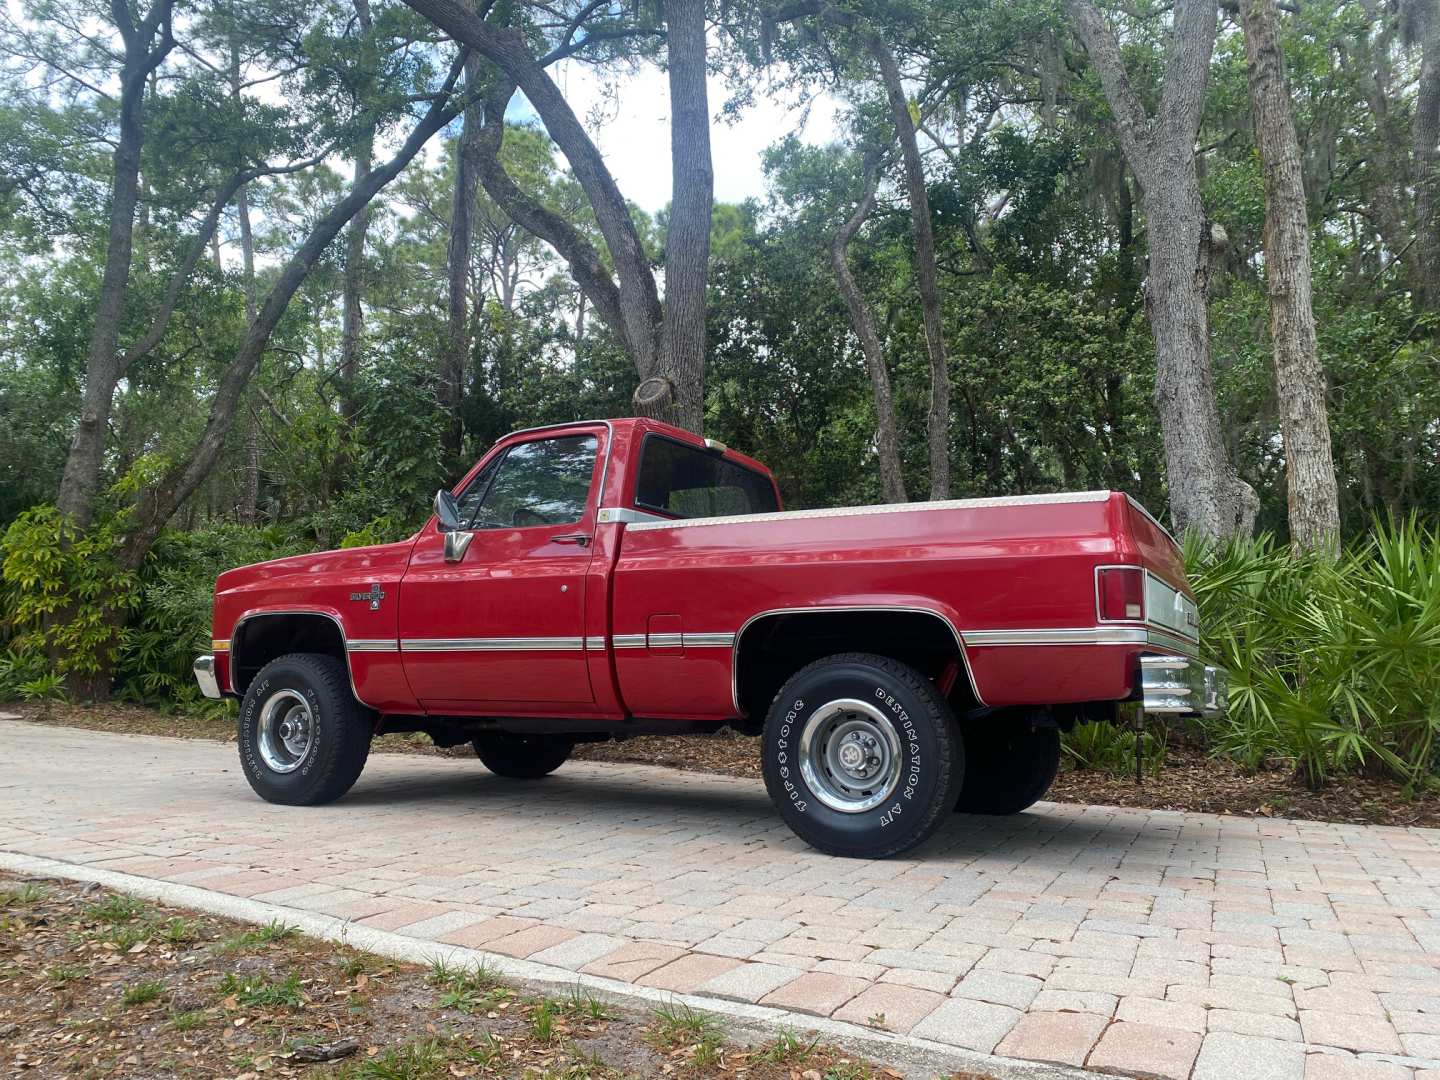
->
xmin=473 ymin=733 xmax=572 ymax=778
xmin=238 ymin=653 xmax=371 ymax=806
xmin=955 ymin=719 xmax=1060 ymax=815
xmin=761 ymin=652 xmax=963 ymax=859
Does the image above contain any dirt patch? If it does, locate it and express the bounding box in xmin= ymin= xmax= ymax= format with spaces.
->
xmin=9 ymin=700 xmax=1440 ymax=829
xmin=0 ymin=872 xmax=966 ymax=1079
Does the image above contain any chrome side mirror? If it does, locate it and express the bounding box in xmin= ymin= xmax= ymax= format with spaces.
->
xmin=434 ymin=489 xmax=473 ymax=563
xmin=434 ymin=489 xmax=462 ymax=531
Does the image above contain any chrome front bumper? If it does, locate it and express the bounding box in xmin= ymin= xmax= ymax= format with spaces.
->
xmin=193 ymin=654 xmax=221 ymax=699
xmin=1140 ymin=655 xmax=1226 ymax=716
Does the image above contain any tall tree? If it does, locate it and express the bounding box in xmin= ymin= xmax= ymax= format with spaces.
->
xmin=120 ymin=57 xmax=471 ymax=566
xmin=1240 ymin=0 xmax=1341 ymax=550
xmin=399 ymin=0 xmax=708 ymax=431
xmin=54 ymin=0 xmax=176 ymax=527
xmin=1066 ymin=0 xmax=1258 ymax=538
xmin=861 ymin=24 xmax=950 ymax=500
xmin=1412 ymin=0 xmax=1440 ymax=311
xmin=830 ymin=156 xmax=907 ymax=503
xmin=767 ymin=1 xmax=955 ymax=498
xmin=339 ymin=0 xmax=377 ymax=428
xmin=635 ymin=0 xmax=713 ymax=432
xmin=442 ymin=44 xmax=486 ymax=463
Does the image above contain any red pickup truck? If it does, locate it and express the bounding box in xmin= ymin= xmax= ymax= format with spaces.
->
xmin=196 ymin=417 xmax=1224 ymax=858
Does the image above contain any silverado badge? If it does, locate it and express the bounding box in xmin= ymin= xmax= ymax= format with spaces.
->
xmin=350 ymin=583 xmax=385 ymax=610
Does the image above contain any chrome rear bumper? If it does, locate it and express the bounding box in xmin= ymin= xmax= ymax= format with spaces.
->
xmin=193 ymin=654 xmax=221 ymax=699
xmin=1140 ymin=655 xmax=1226 ymax=716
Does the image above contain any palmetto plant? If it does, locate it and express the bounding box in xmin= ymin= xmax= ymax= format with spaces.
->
xmin=1185 ymin=518 xmax=1440 ymax=790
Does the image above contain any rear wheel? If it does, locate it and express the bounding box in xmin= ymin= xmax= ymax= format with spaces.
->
xmin=473 ymin=733 xmax=573 ymax=778
xmin=761 ymin=652 xmax=963 ymax=858
xmin=955 ymin=719 xmax=1060 ymax=815
xmin=238 ymin=653 xmax=372 ymax=806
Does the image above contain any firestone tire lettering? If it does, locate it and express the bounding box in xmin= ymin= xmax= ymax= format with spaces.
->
xmin=760 ymin=652 xmax=963 ymax=859
xmin=237 ymin=653 xmax=371 ymax=807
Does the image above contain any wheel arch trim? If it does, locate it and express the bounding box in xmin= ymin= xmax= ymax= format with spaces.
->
xmin=730 ymin=604 xmax=985 ymax=715
xmin=230 ymin=609 xmax=375 ymax=710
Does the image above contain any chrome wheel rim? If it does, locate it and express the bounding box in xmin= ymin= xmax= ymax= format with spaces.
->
xmin=798 ymin=698 xmax=903 ymax=813
xmin=257 ymin=690 xmax=314 ymax=774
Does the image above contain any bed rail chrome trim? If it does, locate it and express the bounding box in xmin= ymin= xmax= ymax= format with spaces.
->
xmin=627 ymin=490 xmax=1112 ymax=533
xmin=611 ymin=634 xmax=646 ymax=649
xmin=584 ymin=635 xmax=607 ymax=650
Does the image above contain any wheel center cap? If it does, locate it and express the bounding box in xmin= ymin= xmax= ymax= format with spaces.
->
xmin=838 ymin=743 xmax=864 ymax=770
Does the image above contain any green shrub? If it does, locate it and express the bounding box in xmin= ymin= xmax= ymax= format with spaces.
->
xmin=1186 ymin=517 xmax=1440 ymax=789
xmin=0 ymin=506 xmax=139 ymax=695
xmin=116 ymin=523 xmax=307 ymax=709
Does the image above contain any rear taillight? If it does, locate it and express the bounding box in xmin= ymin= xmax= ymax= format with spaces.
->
xmin=1098 ymin=567 xmax=1145 ymax=621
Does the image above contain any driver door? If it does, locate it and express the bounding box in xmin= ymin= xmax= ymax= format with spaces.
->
xmin=399 ymin=431 xmax=601 ymax=710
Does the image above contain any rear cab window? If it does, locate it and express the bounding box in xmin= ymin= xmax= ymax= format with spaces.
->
xmin=634 ymin=434 xmax=779 ymax=519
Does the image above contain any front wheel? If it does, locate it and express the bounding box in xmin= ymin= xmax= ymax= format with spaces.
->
xmin=238 ymin=653 xmax=372 ymax=806
xmin=473 ymin=733 xmax=572 ymax=778
xmin=761 ymin=652 xmax=963 ymax=858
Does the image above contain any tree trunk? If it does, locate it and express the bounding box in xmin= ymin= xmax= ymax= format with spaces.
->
xmin=1241 ymin=0 xmax=1341 ymax=551
xmin=1065 ymin=0 xmax=1256 ymax=539
xmin=237 ymin=181 xmax=261 ymax=525
xmin=863 ymin=30 xmax=950 ymax=499
xmin=442 ymin=42 xmax=484 ymax=465
xmin=1414 ymin=0 xmax=1440 ymax=312
xmin=636 ymin=0 xmax=712 ymax=434
xmin=117 ymin=60 xmax=469 ymax=568
xmin=399 ymin=0 xmax=667 ymax=383
xmin=831 ymin=161 xmax=907 ymax=504
xmin=233 ymin=35 xmax=262 ymax=526
xmin=54 ymin=0 xmax=175 ymax=527
xmin=339 ymin=0 xmax=376 ymax=426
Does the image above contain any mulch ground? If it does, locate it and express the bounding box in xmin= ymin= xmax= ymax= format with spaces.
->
xmin=0 ymin=872 xmax=975 ymax=1080
xmin=7 ymin=700 xmax=1440 ymax=829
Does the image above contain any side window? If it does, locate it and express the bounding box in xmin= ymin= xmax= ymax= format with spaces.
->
xmin=459 ymin=434 xmax=597 ymax=530
xmin=635 ymin=435 xmax=779 ymax=519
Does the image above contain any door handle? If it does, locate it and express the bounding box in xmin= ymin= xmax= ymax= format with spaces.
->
xmin=550 ymin=533 xmax=591 ymax=547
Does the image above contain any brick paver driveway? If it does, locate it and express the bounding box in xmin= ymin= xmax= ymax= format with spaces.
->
xmin=4 ymin=722 xmax=1440 ymax=1079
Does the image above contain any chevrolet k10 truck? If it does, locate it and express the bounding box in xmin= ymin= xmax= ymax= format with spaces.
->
xmin=195 ymin=417 xmax=1225 ymax=858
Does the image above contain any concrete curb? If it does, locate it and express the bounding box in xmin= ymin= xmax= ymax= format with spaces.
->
xmin=1 ymin=850 xmax=1096 ymax=1080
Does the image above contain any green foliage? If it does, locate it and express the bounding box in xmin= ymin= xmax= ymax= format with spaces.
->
xmin=18 ymin=668 xmax=66 ymax=718
xmin=0 ymin=507 xmax=139 ymax=688
xmin=116 ymin=523 xmax=306 ymax=709
xmin=1062 ymin=721 xmax=1167 ymax=777
xmin=1186 ymin=518 xmax=1440 ymax=789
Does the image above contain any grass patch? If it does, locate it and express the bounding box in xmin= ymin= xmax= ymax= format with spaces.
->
xmin=121 ymin=980 xmax=165 ymax=1006
xmin=430 ymin=958 xmax=506 ymax=1013
xmin=86 ymin=893 xmax=148 ymax=924
xmin=756 ymin=1027 xmax=820 ymax=1064
xmin=218 ymin=920 xmax=298 ymax=952
xmin=564 ymin=983 xmax=612 ymax=1020
xmin=217 ymin=971 xmax=304 ymax=1009
xmin=0 ymin=882 xmax=47 ymax=906
xmin=169 ymin=1010 xmax=207 ymax=1031
xmin=341 ymin=1038 xmax=450 ymax=1079
xmin=45 ymin=963 xmax=85 ymax=985
xmin=157 ymin=917 xmax=202 ymax=944
xmin=649 ymin=999 xmax=720 ymax=1048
